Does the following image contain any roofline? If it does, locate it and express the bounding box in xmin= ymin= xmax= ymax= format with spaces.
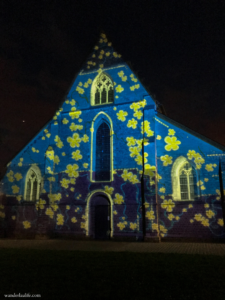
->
xmin=156 ymin=112 xmax=225 ymax=151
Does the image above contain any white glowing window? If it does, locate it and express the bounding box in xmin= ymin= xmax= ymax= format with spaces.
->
xmin=171 ymin=156 xmax=196 ymax=201
xmin=91 ymin=73 xmax=114 ymax=106
xmin=24 ymin=165 xmax=42 ymax=201
xmin=179 ymin=162 xmax=194 ymax=200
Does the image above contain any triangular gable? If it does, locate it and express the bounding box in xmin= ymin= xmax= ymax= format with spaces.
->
xmin=60 ymin=33 xmax=155 ymax=111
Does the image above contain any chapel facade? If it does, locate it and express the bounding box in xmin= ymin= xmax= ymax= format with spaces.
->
xmin=0 ymin=33 xmax=225 ymax=241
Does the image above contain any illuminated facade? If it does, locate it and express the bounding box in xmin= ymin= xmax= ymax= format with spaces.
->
xmin=0 ymin=33 xmax=225 ymax=241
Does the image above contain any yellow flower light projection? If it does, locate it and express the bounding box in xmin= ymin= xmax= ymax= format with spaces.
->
xmin=36 ymin=199 xmax=46 ymax=210
xmin=187 ymin=150 xmax=205 ymax=169
xmin=67 ymin=133 xmax=81 ymax=148
xmin=194 ymin=214 xmax=203 ymax=222
xmin=76 ymin=86 xmax=85 ymax=94
xmin=205 ymin=164 xmax=216 ymax=172
xmin=23 ymin=221 xmax=31 ymax=229
xmin=45 ymin=208 xmax=54 ymax=219
xmin=144 ymin=164 xmax=156 ymax=177
xmin=16 ymin=195 xmax=22 ymax=202
xmin=121 ymin=169 xmax=132 ymax=181
xmin=60 ymin=178 xmax=70 ymax=189
xmin=117 ymin=222 xmax=126 ymax=230
xmin=114 ymin=193 xmax=124 ymax=204
xmin=141 ymin=121 xmax=154 ymax=137
xmin=115 ymin=85 xmax=124 ymax=93
xmin=161 ymin=199 xmax=175 ymax=212
xmin=82 ymin=134 xmax=89 ymax=143
xmin=65 ymin=164 xmax=79 ymax=178
xmin=135 ymin=155 xmax=142 ymax=165
xmin=130 ymin=222 xmax=137 ymax=230
xmin=54 ymin=136 xmax=64 ymax=148
xmin=130 ymin=102 xmax=140 ymax=112
xmin=70 ymin=123 xmax=83 ymax=132
xmin=168 ymin=214 xmax=175 ymax=221
xmin=201 ymin=218 xmax=209 ymax=227
xmin=72 ymin=150 xmax=83 ymax=161
xmin=7 ymin=171 xmax=14 ymax=182
xmin=159 ymin=187 xmax=166 ymax=193
xmin=117 ymin=110 xmax=128 ymax=121
xmin=146 ymin=210 xmax=155 ymax=220
xmin=133 ymin=110 xmax=143 ymax=120
xmin=83 ymin=163 xmax=88 ymax=168
xmin=129 ymin=147 xmax=141 ymax=157
xmin=164 ymin=136 xmax=181 ymax=151
xmin=129 ymin=174 xmax=139 ymax=184
xmin=69 ymin=110 xmax=82 ymax=120
xmin=14 ymin=173 xmax=22 ymax=181
xmin=160 ymin=155 xmax=173 ymax=166
xmin=71 ymin=217 xmax=77 ymax=223
xmin=206 ymin=210 xmax=215 ymax=219
xmin=18 ymin=158 xmax=23 ymax=166
xmin=127 ymin=118 xmax=137 ymax=129
xmin=12 ymin=185 xmax=19 ymax=194
xmin=126 ymin=137 xmax=136 ymax=146
xmin=57 ymin=214 xmax=64 ymax=226
xmin=168 ymin=129 xmax=175 ymax=135
xmin=218 ymin=219 xmax=224 ymax=226
xmin=104 ymin=186 xmax=114 ymax=195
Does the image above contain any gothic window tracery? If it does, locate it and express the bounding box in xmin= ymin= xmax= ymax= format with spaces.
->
xmin=24 ymin=166 xmax=42 ymax=201
xmin=92 ymin=73 xmax=114 ymax=105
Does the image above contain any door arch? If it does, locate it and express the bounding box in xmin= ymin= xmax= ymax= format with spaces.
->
xmin=86 ymin=191 xmax=113 ymax=239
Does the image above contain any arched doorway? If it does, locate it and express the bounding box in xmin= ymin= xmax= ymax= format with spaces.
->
xmin=90 ymin=194 xmax=111 ymax=240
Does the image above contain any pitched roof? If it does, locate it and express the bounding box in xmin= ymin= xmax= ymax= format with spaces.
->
xmin=157 ymin=112 xmax=225 ymax=151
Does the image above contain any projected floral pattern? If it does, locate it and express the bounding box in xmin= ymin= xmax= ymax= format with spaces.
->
xmin=0 ymin=32 xmax=224 ymax=241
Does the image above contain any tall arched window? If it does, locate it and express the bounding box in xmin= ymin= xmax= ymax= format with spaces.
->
xmin=179 ymin=162 xmax=194 ymax=200
xmin=91 ymin=73 xmax=114 ymax=106
xmin=24 ymin=165 xmax=42 ymax=201
xmin=96 ymin=122 xmax=110 ymax=181
xmin=171 ymin=156 xmax=197 ymax=201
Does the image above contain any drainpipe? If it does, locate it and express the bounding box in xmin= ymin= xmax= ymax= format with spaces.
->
xmin=219 ymin=160 xmax=225 ymax=230
xmin=141 ymin=109 xmax=146 ymax=241
xmin=155 ymin=128 xmax=161 ymax=242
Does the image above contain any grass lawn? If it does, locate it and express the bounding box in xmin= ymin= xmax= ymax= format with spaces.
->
xmin=0 ymin=249 xmax=224 ymax=299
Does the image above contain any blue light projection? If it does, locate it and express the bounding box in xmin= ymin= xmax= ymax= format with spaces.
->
xmin=0 ymin=33 xmax=225 ymax=241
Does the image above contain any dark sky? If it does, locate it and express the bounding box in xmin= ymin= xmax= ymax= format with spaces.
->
xmin=1 ymin=0 xmax=225 ymax=175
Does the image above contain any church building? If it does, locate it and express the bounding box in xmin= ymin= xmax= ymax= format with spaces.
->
xmin=1 ymin=33 xmax=225 ymax=241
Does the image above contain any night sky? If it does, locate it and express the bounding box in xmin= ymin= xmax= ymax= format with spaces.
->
xmin=1 ymin=0 xmax=225 ymax=176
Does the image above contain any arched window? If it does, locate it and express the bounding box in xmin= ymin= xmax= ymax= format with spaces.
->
xmin=96 ymin=122 xmax=110 ymax=181
xmin=91 ymin=73 xmax=114 ymax=106
xmin=24 ymin=165 xmax=42 ymax=201
xmin=179 ymin=162 xmax=194 ymax=200
xmin=171 ymin=156 xmax=197 ymax=201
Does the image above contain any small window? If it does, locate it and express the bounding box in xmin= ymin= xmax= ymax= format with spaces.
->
xmin=95 ymin=122 xmax=110 ymax=181
xmin=92 ymin=73 xmax=114 ymax=106
xmin=24 ymin=167 xmax=42 ymax=201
